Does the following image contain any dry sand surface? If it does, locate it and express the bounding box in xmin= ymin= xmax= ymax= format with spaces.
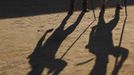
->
xmin=0 ymin=6 xmax=134 ymax=75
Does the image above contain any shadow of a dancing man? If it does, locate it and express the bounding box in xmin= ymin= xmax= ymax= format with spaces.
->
xmin=28 ymin=11 xmax=85 ymax=75
xmin=86 ymin=4 xmax=129 ymax=75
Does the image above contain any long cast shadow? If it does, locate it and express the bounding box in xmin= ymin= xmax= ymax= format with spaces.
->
xmin=86 ymin=5 xmax=129 ymax=75
xmin=0 ymin=0 xmax=133 ymax=19
xmin=27 ymin=11 xmax=85 ymax=75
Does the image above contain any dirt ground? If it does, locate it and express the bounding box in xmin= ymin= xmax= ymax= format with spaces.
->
xmin=0 ymin=5 xmax=134 ymax=75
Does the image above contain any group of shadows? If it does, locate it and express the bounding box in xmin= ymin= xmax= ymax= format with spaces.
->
xmin=27 ymin=5 xmax=129 ymax=75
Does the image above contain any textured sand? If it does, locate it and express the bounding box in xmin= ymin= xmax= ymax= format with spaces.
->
xmin=0 ymin=5 xmax=134 ymax=75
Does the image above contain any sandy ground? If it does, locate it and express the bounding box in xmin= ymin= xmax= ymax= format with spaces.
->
xmin=0 ymin=6 xmax=134 ymax=75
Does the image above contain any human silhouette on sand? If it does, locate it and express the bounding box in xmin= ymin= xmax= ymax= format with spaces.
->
xmin=86 ymin=4 xmax=129 ymax=75
xmin=28 ymin=11 xmax=85 ymax=75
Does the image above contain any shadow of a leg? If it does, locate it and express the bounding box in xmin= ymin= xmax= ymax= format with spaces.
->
xmin=112 ymin=47 xmax=129 ymax=75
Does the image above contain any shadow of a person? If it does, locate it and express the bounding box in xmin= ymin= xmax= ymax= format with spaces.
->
xmin=85 ymin=5 xmax=129 ymax=75
xmin=28 ymin=11 xmax=85 ymax=75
